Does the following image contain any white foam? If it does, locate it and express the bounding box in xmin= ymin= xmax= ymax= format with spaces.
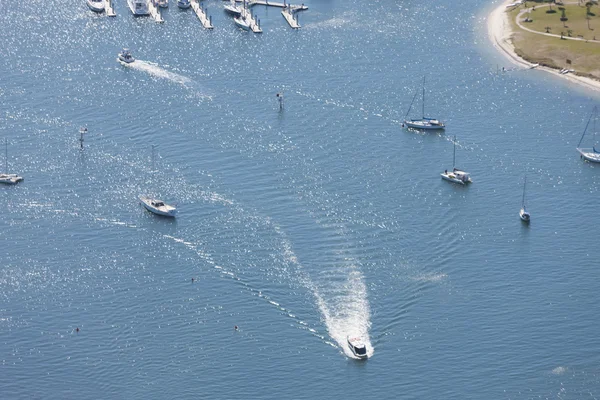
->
xmin=551 ymin=366 xmax=567 ymax=375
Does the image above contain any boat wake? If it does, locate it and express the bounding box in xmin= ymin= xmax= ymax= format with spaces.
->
xmin=120 ymin=60 xmax=212 ymax=99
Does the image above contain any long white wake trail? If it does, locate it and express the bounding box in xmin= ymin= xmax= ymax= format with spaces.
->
xmin=312 ymin=266 xmax=374 ymax=358
xmin=124 ymin=60 xmax=193 ymax=86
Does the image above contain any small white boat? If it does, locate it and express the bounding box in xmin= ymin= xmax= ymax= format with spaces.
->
xmin=403 ymin=76 xmax=445 ymax=131
xmin=576 ymin=106 xmax=600 ymax=163
xmin=224 ymin=0 xmax=242 ymax=16
xmin=177 ymin=0 xmax=191 ymax=9
xmin=118 ymin=48 xmax=135 ymax=64
xmin=441 ymin=136 xmax=472 ymax=185
xmin=0 ymin=139 xmax=23 ymax=185
xmin=347 ymin=336 xmax=368 ymax=359
xmin=158 ymin=0 xmax=168 ymax=7
xmin=86 ymin=0 xmax=105 ymax=12
xmin=139 ymin=196 xmax=177 ymax=217
xmin=519 ymin=176 xmax=530 ymax=222
xmin=234 ymin=16 xmax=251 ymax=30
xmin=128 ymin=0 xmax=150 ymax=15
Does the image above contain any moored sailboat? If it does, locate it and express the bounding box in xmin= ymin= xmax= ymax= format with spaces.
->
xmin=403 ymin=76 xmax=445 ymax=130
xmin=519 ymin=176 xmax=530 ymax=222
xmin=441 ymin=136 xmax=471 ymax=185
xmin=576 ymin=106 xmax=600 ymax=163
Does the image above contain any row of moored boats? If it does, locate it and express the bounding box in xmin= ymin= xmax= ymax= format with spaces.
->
xmin=86 ymin=0 xmax=192 ymax=15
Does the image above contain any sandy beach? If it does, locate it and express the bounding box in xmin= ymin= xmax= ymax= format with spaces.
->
xmin=488 ymin=0 xmax=600 ymax=93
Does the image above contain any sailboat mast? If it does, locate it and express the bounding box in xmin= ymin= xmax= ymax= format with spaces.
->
xmin=422 ymin=76 xmax=425 ymax=119
xmin=4 ymin=138 xmax=7 ymax=173
xmin=452 ymin=136 xmax=456 ymax=169
xmin=522 ymin=176 xmax=527 ymax=207
xmin=578 ymin=106 xmax=597 ymax=147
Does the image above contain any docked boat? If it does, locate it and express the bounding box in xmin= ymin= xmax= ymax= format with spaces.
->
xmin=441 ymin=136 xmax=472 ymax=185
xmin=576 ymin=106 xmax=600 ymax=163
xmin=224 ymin=0 xmax=242 ymax=16
xmin=234 ymin=15 xmax=251 ymax=30
xmin=139 ymin=196 xmax=177 ymax=217
xmin=347 ymin=336 xmax=368 ymax=359
xmin=86 ymin=0 xmax=105 ymax=13
xmin=177 ymin=0 xmax=191 ymax=9
xmin=0 ymin=139 xmax=23 ymax=185
xmin=128 ymin=0 xmax=150 ymax=15
xmin=403 ymin=76 xmax=445 ymax=130
xmin=117 ymin=48 xmax=135 ymax=64
xmin=519 ymin=176 xmax=530 ymax=222
xmin=158 ymin=0 xmax=168 ymax=7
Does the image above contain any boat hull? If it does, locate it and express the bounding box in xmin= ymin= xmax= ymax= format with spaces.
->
xmin=234 ymin=17 xmax=251 ymax=30
xmin=0 ymin=174 xmax=24 ymax=184
xmin=577 ymin=148 xmax=600 ymax=163
xmin=224 ymin=5 xmax=242 ymax=15
xmin=404 ymin=118 xmax=445 ymax=130
xmin=519 ymin=208 xmax=530 ymax=222
xmin=87 ymin=0 xmax=105 ymax=12
xmin=140 ymin=197 xmax=177 ymax=217
xmin=128 ymin=0 xmax=150 ymax=15
xmin=177 ymin=0 xmax=191 ymax=9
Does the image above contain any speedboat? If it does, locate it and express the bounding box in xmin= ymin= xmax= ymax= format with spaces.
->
xmin=118 ymin=48 xmax=135 ymax=64
xmin=347 ymin=336 xmax=368 ymax=359
xmin=177 ymin=0 xmax=191 ymax=9
xmin=139 ymin=196 xmax=177 ymax=217
xmin=224 ymin=0 xmax=242 ymax=16
xmin=128 ymin=0 xmax=150 ymax=15
xmin=87 ymin=0 xmax=105 ymax=12
xmin=441 ymin=168 xmax=472 ymax=185
xmin=158 ymin=0 xmax=168 ymax=7
xmin=234 ymin=16 xmax=251 ymax=31
xmin=0 ymin=173 xmax=23 ymax=185
xmin=403 ymin=117 xmax=445 ymax=130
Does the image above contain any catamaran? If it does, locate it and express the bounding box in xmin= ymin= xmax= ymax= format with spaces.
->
xmin=576 ymin=106 xmax=600 ymax=163
xmin=0 ymin=138 xmax=23 ymax=185
xmin=441 ymin=136 xmax=471 ymax=185
xmin=519 ymin=176 xmax=530 ymax=222
xmin=403 ymin=76 xmax=445 ymax=130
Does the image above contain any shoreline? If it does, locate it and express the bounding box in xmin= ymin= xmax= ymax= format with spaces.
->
xmin=487 ymin=0 xmax=600 ymax=93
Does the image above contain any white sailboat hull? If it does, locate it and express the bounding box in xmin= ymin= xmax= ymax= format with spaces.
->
xmin=519 ymin=208 xmax=530 ymax=222
xmin=234 ymin=16 xmax=251 ymax=30
xmin=0 ymin=173 xmax=24 ymax=184
xmin=128 ymin=0 xmax=150 ymax=15
xmin=577 ymin=147 xmax=600 ymax=163
xmin=404 ymin=118 xmax=445 ymax=130
xmin=140 ymin=196 xmax=177 ymax=217
xmin=87 ymin=0 xmax=105 ymax=12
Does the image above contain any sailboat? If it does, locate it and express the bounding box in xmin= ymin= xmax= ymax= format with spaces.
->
xmin=576 ymin=106 xmax=600 ymax=163
xmin=139 ymin=145 xmax=177 ymax=217
xmin=441 ymin=136 xmax=471 ymax=184
xmin=519 ymin=176 xmax=530 ymax=222
xmin=403 ymin=76 xmax=445 ymax=130
xmin=0 ymin=138 xmax=24 ymax=185
xmin=224 ymin=0 xmax=242 ymax=16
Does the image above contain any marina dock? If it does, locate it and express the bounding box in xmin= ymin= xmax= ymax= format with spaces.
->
xmin=281 ymin=7 xmax=300 ymax=28
xmin=105 ymin=0 xmax=116 ymax=17
xmin=192 ymin=0 xmax=214 ymax=29
xmin=148 ymin=0 xmax=165 ymax=23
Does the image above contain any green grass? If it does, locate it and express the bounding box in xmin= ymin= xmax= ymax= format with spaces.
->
xmin=506 ymin=3 xmax=600 ymax=79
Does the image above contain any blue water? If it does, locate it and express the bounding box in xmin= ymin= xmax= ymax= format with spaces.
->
xmin=2 ymin=0 xmax=600 ymax=398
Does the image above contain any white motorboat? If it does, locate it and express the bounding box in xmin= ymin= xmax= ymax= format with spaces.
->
xmin=403 ymin=76 xmax=445 ymax=130
xmin=128 ymin=0 xmax=150 ymax=15
xmin=177 ymin=0 xmax=191 ymax=9
xmin=347 ymin=336 xmax=368 ymax=359
xmin=117 ymin=48 xmax=135 ymax=64
xmin=519 ymin=176 xmax=530 ymax=222
xmin=441 ymin=136 xmax=472 ymax=185
xmin=86 ymin=0 xmax=105 ymax=12
xmin=0 ymin=139 xmax=23 ymax=185
xmin=224 ymin=0 xmax=242 ymax=16
xmin=158 ymin=0 xmax=168 ymax=8
xmin=576 ymin=106 xmax=600 ymax=163
xmin=139 ymin=196 xmax=177 ymax=217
